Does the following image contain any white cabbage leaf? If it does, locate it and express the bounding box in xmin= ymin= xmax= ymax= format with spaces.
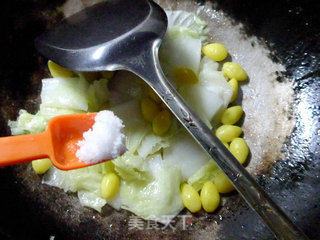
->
xmin=38 ymin=106 xmax=85 ymax=121
xmin=87 ymin=78 xmax=109 ymax=112
xmin=163 ymin=131 xmax=210 ymax=180
xmin=160 ymin=33 xmax=202 ymax=79
xmin=78 ymin=190 xmax=106 ymax=212
xmin=113 ymin=151 xmax=152 ymax=183
xmin=111 ymin=99 xmax=149 ymax=152
xmin=179 ymin=57 xmax=232 ymax=124
xmin=159 ymin=11 xmax=206 ymax=84
xmin=8 ymin=110 xmax=47 ymax=135
xmin=9 ymin=77 xmax=108 ymax=136
xmin=41 ymin=77 xmax=89 ymax=111
xmin=136 ymin=123 xmax=180 ymax=158
xmin=43 ymin=163 xmax=114 ymax=212
xmin=119 ymin=154 xmax=183 ymax=224
xmin=166 ymin=10 xmax=208 ymax=41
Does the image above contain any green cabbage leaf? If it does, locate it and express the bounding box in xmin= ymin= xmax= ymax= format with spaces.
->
xmin=187 ymin=160 xmax=219 ymax=191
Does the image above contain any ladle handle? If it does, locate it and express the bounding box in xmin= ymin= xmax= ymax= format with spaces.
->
xmin=128 ymin=41 xmax=309 ymax=240
xmin=0 ymin=132 xmax=49 ymax=166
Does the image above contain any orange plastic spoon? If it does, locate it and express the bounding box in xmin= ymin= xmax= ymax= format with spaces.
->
xmin=0 ymin=113 xmax=105 ymax=170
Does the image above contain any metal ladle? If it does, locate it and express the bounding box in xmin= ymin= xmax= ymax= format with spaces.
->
xmin=35 ymin=0 xmax=308 ymax=239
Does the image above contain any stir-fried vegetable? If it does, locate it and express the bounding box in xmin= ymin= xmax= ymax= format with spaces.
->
xmin=9 ymin=10 xmax=250 ymax=219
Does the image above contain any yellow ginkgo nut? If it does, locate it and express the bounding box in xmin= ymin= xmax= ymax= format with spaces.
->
xmin=181 ymin=183 xmax=202 ymax=213
xmin=152 ymin=110 xmax=172 ymax=136
xmin=101 ymin=173 xmax=120 ymax=199
xmin=221 ymin=106 xmax=243 ymax=125
xmin=222 ymin=62 xmax=247 ymax=81
xmin=48 ymin=60 xmax=73 ymax=78
xmin=32 ymin=158 xmax=52 ymax=174
xmin=228 ymin=78 xmax=238 ymax=103
xmin=200 ymin=181 xmax=220 ymax=212
xmin=174 ymin=67 xmax=198 ymax=84
xmin=230 ymin=138 xmax=249 ymax=164
xmin=213 ymin=171 xmax=235 ymax=194
xmin=140 ymin=97 xmax=161 ymax=122
xmin=215 ymin=125 xmax=242 ymax=142
xmin=202 ymin=43 xmax=228 ymax=62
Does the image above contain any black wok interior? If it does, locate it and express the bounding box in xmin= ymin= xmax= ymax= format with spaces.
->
xmin=1 ymin=0 xmax=319 ymax=239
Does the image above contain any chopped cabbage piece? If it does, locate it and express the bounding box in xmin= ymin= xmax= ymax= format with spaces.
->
xmin=39 ymin=106 xmax=84 ymax=120
xmin=9 ymin=77 xmax=108 ymax=136
xmin=161 ymin=33 xmax=202 ymax=72
xmin=146 ymin=153 xmax=163 ymax=177
xmin=187 ymin=161 xmax=219 ymax=191
xmin=166 ymin=10 xmax=208 ymax=41
xmin=137 ymin=132 xmax=171 ymax=158
xmin=78 ymin=190 xmax=106 ymax=212
xmin=43 ymin=163 xmax=115 ymax=212
xmin=107 ymin=191 xmax=123 ymax=211
xmin=163 ymin=132 xmax=210 ymax=180
xmin=179 ymin=57 xmax=232 ymax=123
xmin=199 ymin=56 xmax=219 ymax=72
xmin=160 ymin=32 xmax=202 ymax=83
xmin=120 ymin=158 xmax=183 ymax=224
xmin=43 ymin=165 xmax=103 ymax=193
xmin=113 ymin=151 xmax=152 ymax=183
xmin=8 ymin=110 xmax=47 ymax=135
xmin=159 ymin=10 xmax=208 ymax=85
xmin=87 ymin=78 xmax=109 ymax=112
xmin=159 ymin=11 xmax=206 ymax=85
xmin=111 ymin=100 xmax=149 ymax=152
xmin=41 ymin=77 xmax=89 ymax=111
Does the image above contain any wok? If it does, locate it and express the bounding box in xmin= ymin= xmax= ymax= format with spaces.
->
xmin=0 ymin=0 xmax=319 ymax=239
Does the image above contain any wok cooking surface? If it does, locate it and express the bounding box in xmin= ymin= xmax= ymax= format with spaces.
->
xmin=0 ymin=0 xmax=319 ymax=239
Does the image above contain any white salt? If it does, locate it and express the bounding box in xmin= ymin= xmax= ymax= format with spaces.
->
xmin=76 ymin=110 xmax=126 ymax=164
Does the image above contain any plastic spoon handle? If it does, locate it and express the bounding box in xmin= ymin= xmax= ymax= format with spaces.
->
xmin=128 ymin=40 xmax=309 ymax=240
xmin=0 ymin=132 xmax=50 ymax=166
